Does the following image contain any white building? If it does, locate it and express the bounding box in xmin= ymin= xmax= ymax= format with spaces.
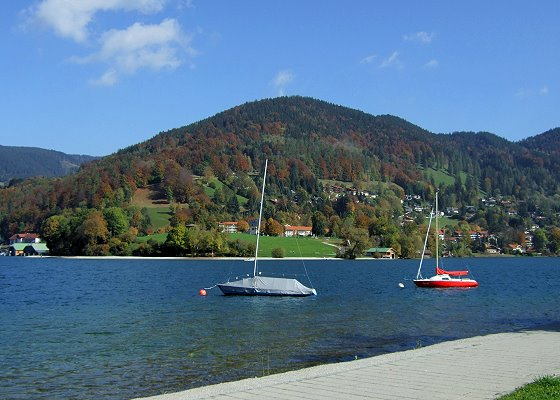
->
xmin=218 ymin=222 xmax=238 ymax=234
xmin=284 ymin=225 xmax=312 ymax=237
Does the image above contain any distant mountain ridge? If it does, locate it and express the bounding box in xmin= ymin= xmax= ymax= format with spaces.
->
xmin=519 ymin=127 xmax=560 ymax=155
xmin=0 ymin=145 xmax=97 ymax=182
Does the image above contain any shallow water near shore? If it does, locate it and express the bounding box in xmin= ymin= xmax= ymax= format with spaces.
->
xmin=1 ymin=257 xmax=559 ymax=399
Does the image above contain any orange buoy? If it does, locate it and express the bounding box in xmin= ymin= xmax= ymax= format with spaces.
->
xmin=199 ymin=289 xmax=207 ymax=296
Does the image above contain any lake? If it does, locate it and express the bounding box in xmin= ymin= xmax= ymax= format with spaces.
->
xmin=1 ymin=257 xmax=559 ymax=399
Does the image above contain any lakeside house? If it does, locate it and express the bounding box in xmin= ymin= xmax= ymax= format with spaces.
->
xmin=7 ymin=232 xmax=49 ymax=256
xmin=9 ymin=243 xmax=49 ymax=256
xmin=485 ymin=245 xmax=501 ymax=254
xmin=365 ymin=247 xmax=396 ymax=259
xmin=218 ymin=221 xmax=238 ymax=234
xmin=284 ymin=225 xmax=312 ymax=237
xmin=23 ymin=243 xmax=49 ymax=256
xmin=9 ymin=243 xmax=27 ymax=256
xmin=9 ymin=233 xmax=41 ymax=245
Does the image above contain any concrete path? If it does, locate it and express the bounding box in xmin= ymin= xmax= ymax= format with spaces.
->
xmin=135 ymin=330 xmax=560 ymax=400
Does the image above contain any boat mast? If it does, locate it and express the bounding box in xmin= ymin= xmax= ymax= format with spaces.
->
xmin=253 ymin=159 xmax=268 ymax=277
xmin=435 ymin=191 xmax=439 ymax=268
xmin=416 ymin=207 xmax=434 ymax=279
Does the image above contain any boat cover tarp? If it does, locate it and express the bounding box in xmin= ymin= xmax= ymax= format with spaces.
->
xmin=436 ymin=266 xmax=469 ymax=276
xmin=218 ymin=276 xmax=316 ymax=296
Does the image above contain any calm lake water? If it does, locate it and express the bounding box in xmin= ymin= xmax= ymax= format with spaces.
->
xmin=1 ymin=257 xmax=559 ymax=399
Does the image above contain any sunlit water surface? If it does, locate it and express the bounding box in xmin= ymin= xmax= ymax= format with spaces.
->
xmin=1 ymin=257 xmax=559 ymax=399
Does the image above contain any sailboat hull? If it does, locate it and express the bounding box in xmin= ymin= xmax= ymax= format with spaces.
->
xmin=413 ymin=277 xmax=479 ymax=288
xmin=218 ymin=276 xmax=317 ymax=297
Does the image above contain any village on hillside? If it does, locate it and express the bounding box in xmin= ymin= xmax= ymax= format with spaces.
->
xmin=3 ymin=184 xmax=554 ymax=258
xmin=213 ymin=184 xmax=554 ymax=258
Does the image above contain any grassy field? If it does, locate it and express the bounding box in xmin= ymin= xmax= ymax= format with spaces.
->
xmin=145 ymin=207 xmax=172 ymax=230
xmin=498 ymin=376 xmax=560 ymax=399
xmin=230 ymin=233 xmax=337 ymax=257
xmin=130 ymin=186 xmax=172 ymax=230
xmin=423 ymin=167 xmax=455 ymax=186
xmin=132 ymin=232 xmax=338 ymax=258
xmin=202 ymin=177 xmax=248 ymax=206
xmin=422 ymin=167 xmax=469 ymax=187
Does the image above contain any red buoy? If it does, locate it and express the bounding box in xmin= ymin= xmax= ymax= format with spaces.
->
xmin=199 ymin=289 xmax=207 ymax=296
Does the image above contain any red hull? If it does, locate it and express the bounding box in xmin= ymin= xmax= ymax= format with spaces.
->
xmin=413 ymin=279 xmax=479 ymax=288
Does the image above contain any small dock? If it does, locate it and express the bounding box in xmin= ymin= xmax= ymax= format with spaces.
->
xmin=135 ymin=330 xmax=560 ymax=400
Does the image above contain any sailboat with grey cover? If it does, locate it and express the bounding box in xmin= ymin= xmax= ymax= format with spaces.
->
xmin=217 ymin=159 xmax=317 ymax=297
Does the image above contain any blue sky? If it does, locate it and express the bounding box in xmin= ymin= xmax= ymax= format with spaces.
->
xmin=1 ymin=0 xmax=558 ymax=156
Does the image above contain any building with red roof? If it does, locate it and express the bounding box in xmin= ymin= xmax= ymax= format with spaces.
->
xmin=284 ymin=225 xmax=312 ymax=237
xmin=9 ymin=233 xmax=40 ymax=245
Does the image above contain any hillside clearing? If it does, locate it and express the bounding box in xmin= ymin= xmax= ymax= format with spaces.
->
xmin=131 ymin=186 xmax=170 ymax=208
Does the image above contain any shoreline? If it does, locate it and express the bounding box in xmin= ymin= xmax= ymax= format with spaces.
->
xmin=28 ymin=255 xmax=343 ymax=260
xmin=133 ymin=329 xmax=560 ymax=400
xmin=16 ymin=253 xmax=539 ymax=260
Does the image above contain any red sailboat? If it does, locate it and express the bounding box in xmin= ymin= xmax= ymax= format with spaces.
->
xmin=413 ymin=192 xmax=479 ymax=288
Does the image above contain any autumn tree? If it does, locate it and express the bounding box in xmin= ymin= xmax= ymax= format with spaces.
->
xmin=547 ymin=227 xmax=560 ymax=254
xmin=237 ymin=220 xmax=249 ymax=232
xmin=264 ymin=218 xmax=284 ymax=236
xmin=79 ymin=210 xmax=109 ymax=255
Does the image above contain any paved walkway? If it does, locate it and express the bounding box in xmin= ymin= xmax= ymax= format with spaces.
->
xmin=135 ymin=330 xmax=560 ymax=400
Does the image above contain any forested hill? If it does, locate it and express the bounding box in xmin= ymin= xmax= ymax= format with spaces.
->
xmin=0 ymin=96 xmax=559 ymax=245
xmin=121 ymin=96 xmax=559 ymax=200
xmin=519 ymin=127 xmax=560 ymax=156
xmin=0 ymin=146 xmax=97 ymax=182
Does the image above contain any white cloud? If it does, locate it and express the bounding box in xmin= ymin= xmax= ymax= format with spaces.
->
xmin=28 ymin=0 xmax=166 ymax=42
xmin=178 ymin=0 xmax=194 ymax=9
xmin=90 ymin=69 xmax=118 ymax=86
xmin=424 ymin=59 xmax=439 ymax=68
xmin=77 ymin=18 xmax=193 ymax=84
xmin=360 ymin=54 xmax=376 ymax=64
xmin=403 ymin=31 xmax=435 ymax=44
xmin=379 ymin=51 xmax=403 ymax=69
xmin=272 ymin=70 xmax=294 ymax=95
xmin=516 ymin=85 xmax=550 ymax=99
